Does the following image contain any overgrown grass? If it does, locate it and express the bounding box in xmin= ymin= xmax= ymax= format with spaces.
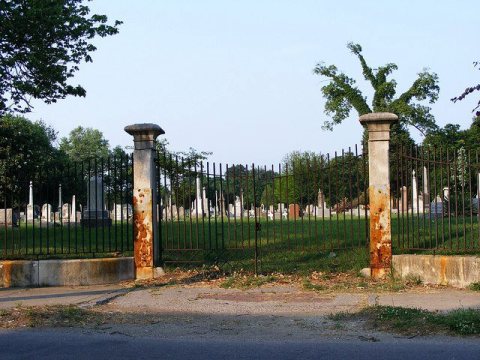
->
xmin=220 ymin=274 xmax=276 ymax=289
xmin=302 ymin=278 xmax=327 ymax=291
xmin=347 ymin=306 xmax=480 ymax=336
xmin=469 ymin=282 xmax=480 ymax=291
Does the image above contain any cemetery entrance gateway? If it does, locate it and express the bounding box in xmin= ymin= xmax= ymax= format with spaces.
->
xmin=156 ymin=146 xmax=371 ymax=273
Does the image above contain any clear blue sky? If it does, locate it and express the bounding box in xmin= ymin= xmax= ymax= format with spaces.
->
xmin=28 ymin=0 xmax=478 ymax=165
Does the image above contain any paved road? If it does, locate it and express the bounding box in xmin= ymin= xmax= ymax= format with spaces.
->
xmin=0 ymin=329 xmax=479 ymax=360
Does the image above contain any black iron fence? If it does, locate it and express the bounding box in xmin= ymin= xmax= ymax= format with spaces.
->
xmin=0 ymin=154 xmax=134 ymax=259
xmin=156 ymin=146 xmax=369 ymax=271
xmin=392 ymin=145 xmax=480 ymax=254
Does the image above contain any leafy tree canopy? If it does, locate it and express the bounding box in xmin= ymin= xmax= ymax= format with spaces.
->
xmin=59 ymin=125 xmax=109 ymax=161
xmin=423 ymin=116 xmax=480 ymax=151
xmin=0 ymin=0 xmax=121 ymax=114
xmin=0 ymin=114 xmax=62 ymax=203
xmin=157 ymin=138 xmax=212 ymax=178
xmin=313 ymin=43 xmax=440 ymax=144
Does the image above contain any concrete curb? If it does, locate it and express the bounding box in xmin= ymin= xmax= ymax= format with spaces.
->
xmin=393 ymin=254 xmax=480 ymax=288
xmin=0 ymin=257 xmax=134 ymax=288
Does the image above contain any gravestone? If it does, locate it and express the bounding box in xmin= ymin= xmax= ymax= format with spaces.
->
xmin=26 ymin=181 xmax=35 ymax=222
xmin=61 ymin=203 xmax=71 ymax=221
xmin=430 ymin=196 xmax=444 ymax=219
xmin=289 ymin=204 xmax=300 ymax=219
xmin=267 ymin=210 xmax=274 ymax=220
xmin=41 ymin=203 xmax=52 ymax=222
xmin=317 ymin=189 xmax=325 ymax=209
xmin=218 ymin=192 xmax=225 ymax=217
xmin=472 ymin=198 xmax=479 ymax=215
xmin=0 ymin=208 xmax=14 ymax=226
xmin=81 ymin=176 xmax=112 ymax=227
xmin=112 ymin=204 xmax=133 ymax=221
xmin=234 ymin=196 xmax=243 ymax=218
xmin=191 ymin=177 xmax=207 ymax=217
xmin=412 ymin=170 xmax=418 ymax=212
xmin=178 ymin=206 xmax=185 ymax=219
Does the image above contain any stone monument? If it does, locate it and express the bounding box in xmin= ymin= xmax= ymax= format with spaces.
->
xmin=81 ymin=175 xmax=112 ymax=227
xmin=26 ymin=181 xmax=34 ymax=222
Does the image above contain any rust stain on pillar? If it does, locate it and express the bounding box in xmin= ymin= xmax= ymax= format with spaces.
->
xmin=133 ymin=188 xmax=154 ymax=279
xmin=369 ymin=187 xmax=391 ymax=279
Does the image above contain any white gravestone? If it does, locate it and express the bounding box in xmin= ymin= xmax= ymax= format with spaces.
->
xmin=41 ymin=203 xmax=52 ymax=222
xmin=61 ymin=203 xmax=71 ymax=222
xmin=27 ymin=181 xmax=34 ymax=221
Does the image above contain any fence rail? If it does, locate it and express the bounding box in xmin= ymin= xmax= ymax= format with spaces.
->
xmin=0 ymin=154 xmax=134 ymax=259
xmin=392 ymin=145 xmax=480 ymax=254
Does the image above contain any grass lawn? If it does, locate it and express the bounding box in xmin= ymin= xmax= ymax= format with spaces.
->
xmin=0 ymin=221 xmax=133 ymax=259
xmin=331 ymin=306 xmax=480 ymax=336
xmin=2 ymin=213 xmax=479 ymax=273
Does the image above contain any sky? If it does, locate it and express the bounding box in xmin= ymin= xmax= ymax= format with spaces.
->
xmin=27 ymin=0 xmax=479 ymax=166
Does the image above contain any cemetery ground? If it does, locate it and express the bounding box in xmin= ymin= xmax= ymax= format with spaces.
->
xmin=1 ymin=215 xmax=480 ymax=265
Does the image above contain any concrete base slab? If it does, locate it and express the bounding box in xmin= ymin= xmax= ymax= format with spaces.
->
xmin=0 ymin=258 xmax=134 ymax=288
xmin=0 ymin=261 xmax=38 ymax=288
xmin=393 ymin=254 xmax=480 ymax=288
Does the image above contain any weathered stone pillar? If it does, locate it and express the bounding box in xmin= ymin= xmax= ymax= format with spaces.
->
xmin=125 ymin=123 xmax=165 ymax=280
xmin=359 ymin=113 xmax=398 ymax=279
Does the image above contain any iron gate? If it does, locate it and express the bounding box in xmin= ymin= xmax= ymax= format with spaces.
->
xmin=156 ymin=146 xmax=369 ymax=272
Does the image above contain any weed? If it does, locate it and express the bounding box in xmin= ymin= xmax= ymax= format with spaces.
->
xmin=220 ymin=274 xmax=276 ymax=289
xmin=469 ymin=282 xmax=480 ymax=291
xmin=302 ymin=278 xmax=327 ymax=292
xmin=327 ymin=311 xmax=353 ymax=321
xmin=405 ymin=274 xmax=423 ymax=286
xmin=357 ymin=306 xmax=480 ymax=336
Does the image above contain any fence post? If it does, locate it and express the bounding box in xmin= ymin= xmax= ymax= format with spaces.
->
xmin=124 ymin=123 xmax=165 ymax=280
xmin=359 ymin=113 xmax=398 ymax=279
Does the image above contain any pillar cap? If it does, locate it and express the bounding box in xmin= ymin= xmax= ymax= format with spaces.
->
xmin=124 ymin=123 xmax=165 ymax=138
xmin=359 ymin=112 xmax=398 ymax=125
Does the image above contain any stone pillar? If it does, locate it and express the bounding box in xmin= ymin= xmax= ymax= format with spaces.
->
xmin=125 ymin=123 xmax=165 ymax=280
xmin=359 ymin=112 xmax=398 ymax=279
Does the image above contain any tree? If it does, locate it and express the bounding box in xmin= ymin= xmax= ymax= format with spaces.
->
xmin=0 ymin=115 xmax=63 ymax=205
xmin=451 ymin=61 xmax=480 ymax=117
xmin=59 ymin=126 xmax=109 ymax=161
xmin=156 ymin=139 xmax=212 ymax=208
xmin=0 ymin=0 xmax=122 ymax=114
xmin=423 ymin=116 xmax=480 ymax=151
xmin=277 ymin=151 xmax=324 ymax=205
xmin=275 ymin=150 xmax=366 ymax=208
xmin=313 ymin=43 xmax=440 ymax=145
